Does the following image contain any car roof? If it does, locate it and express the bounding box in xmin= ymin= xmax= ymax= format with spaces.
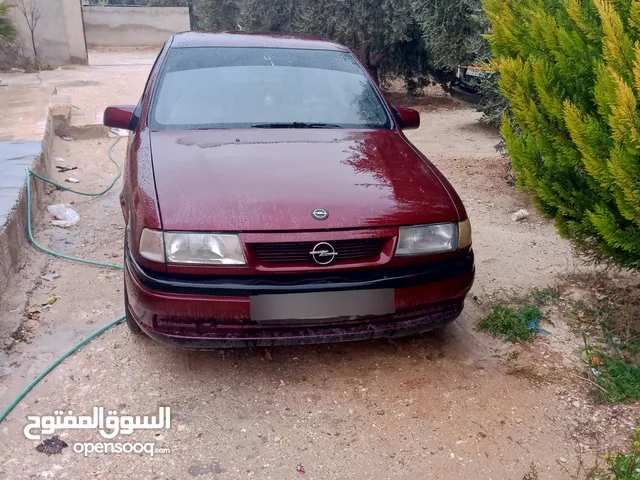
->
xmin=170 ymin=31 xmax=350 ymax=52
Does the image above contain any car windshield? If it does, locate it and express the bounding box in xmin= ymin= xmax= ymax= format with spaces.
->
xmin=149 ymin=47 xmax=393 ymax=130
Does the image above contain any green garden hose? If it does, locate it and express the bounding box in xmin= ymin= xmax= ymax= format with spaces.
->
xmin=0 ymin=133 xmax=127 ymax=424
xmin=28 ymin=135 xmax=122 ymax=199
xmin=0 ymin=316 xmax=125 ymax=423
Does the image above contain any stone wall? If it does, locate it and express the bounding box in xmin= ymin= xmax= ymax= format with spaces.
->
xmin=5 ymin=0 xmax=88 ymax=66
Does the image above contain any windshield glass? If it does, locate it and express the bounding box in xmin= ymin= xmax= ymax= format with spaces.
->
xmin=149 ymin=47 xmax=393 ymax=130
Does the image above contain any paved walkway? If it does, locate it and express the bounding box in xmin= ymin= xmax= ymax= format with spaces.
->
xmin=0 ymin=86 xmax=52 ymax=227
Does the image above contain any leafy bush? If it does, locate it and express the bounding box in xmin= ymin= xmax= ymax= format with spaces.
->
xmin=0 ymin=4 xmax=16 ymax=45
xmin=191 ymin=0 xmax=489 ymax=87
xmin=484 ymin=0 xmax=640 ymax=269
xmin=476 ymin=70 xmax=511 ymax=127
xmin=594 ymin=353 xmax=640 ymax=403
xmin=596 ymin=429 xmax=640 ymax=480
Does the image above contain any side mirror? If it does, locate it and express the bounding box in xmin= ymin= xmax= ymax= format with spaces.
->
xmin=104 ymin=105 xmax=136 ymax=131
xmin=394 ymin=107 xmax=420 ymax=130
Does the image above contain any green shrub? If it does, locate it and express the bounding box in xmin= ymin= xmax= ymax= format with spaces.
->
xmin=596 ymin=429 xmax=640 ymax=480
xmin=590 ymin=350 xmax=640 ymax=403
xmin=0 ymin=5 xmax=16 ymax=45
xmin=483 ymin=0 xmax=640 ymax=269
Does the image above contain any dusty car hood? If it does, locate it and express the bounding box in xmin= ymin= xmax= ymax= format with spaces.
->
xmin=150 ymin=129 xmax=459 ymax=231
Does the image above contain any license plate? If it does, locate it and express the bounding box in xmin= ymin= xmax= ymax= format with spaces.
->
xmin=466 ymin=68 xmax=488 ymax=77
xmin=250 ymin=289 xmax=395 ymax=324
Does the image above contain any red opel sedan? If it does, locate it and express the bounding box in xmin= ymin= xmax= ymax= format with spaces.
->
xmin=104 ymin=32 xmax=475 ymax=348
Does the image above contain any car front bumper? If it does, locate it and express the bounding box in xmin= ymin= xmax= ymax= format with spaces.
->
xmin=125 ymin=251 xmax=475 ymax=348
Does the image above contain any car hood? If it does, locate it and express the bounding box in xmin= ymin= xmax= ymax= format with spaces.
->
xmin=150 ymin=129 xmax=459 ymax=231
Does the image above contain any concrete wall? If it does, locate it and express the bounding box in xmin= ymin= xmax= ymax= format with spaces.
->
xmin=5 ymin=0 xmax=88 ymax=66
xmin=82 ymin=6 xmax=190 ymax=48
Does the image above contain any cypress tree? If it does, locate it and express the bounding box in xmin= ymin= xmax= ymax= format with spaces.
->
xmin=484 ymin=0 xmax=640 ymax=268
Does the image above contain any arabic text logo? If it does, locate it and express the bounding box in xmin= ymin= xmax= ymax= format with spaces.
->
xmin=24 ymin=406 xmax=171 ymax=441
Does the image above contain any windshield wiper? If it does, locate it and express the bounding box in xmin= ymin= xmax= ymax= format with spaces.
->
xmin=251 ymin=122 xmax=343 ymax=129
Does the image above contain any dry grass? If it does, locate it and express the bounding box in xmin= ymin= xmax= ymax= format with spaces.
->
xmin=506 ymin=364 xmax=550 ymax=386
xmin=558 ymin=270 xmax=640 ymax=403
xmin=559 ymin=270 xmax=640 ymax=358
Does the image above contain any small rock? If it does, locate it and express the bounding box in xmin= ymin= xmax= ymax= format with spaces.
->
xmin=572 ymin=401 xmax=580 ymax=408
xmin=274 ymin=436 xmax=281 ymax=443
xmin=515 ymin=418 xmax=523 ymax=424
xmin=559 ymin=457 xmax=567 ymax=464
xmin=376 ymin=409 xmax=385 ymax=416
xmin=241 ymin=428 xmax=247 ymax=433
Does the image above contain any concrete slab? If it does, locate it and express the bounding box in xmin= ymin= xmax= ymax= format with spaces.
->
xmin=0 ymin=84 xmax=55 ymax=295
xmin=0 ymin=87 xmax=52 ymax=142
xmin=0 ymin=141 xmax=43 ymax=227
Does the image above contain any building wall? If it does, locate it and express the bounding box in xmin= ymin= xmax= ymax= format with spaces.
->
xmin=6 ymin=0 xmax=88 ymax=66
xmin=82 ymin=6 xmax=190 ymax=48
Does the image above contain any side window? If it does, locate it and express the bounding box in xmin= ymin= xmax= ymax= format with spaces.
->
xmin=133 ymin=42 xmax=169 ymax=125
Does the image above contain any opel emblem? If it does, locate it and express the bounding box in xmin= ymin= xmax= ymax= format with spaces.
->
xmin=312 ymin=208 xmax=329 ymax=221
xmin=310 ymin=242 xmax=338 ymax=265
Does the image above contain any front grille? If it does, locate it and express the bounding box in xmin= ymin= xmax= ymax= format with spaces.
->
xmin=251 ymin=238 xmax=388 ymax=264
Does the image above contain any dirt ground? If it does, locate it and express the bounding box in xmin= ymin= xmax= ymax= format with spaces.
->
xmin=0 ymin=60 xmax=638 ymax=479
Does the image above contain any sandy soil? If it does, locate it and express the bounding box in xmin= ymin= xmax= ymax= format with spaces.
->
xmin=0 ymin=60 xmax=638 ymax=479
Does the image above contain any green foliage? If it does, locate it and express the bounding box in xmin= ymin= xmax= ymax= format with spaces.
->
xmin=484 ymin=0 xmax=640 ymax=269
xmin=597 ymin=353 xmax=640 ymax=402
xmin=478 ymin=303 xmax=542 ymax=342
xmin=595 ymin=429 xmax=640 ymax=479
xmin=191 ymin=0 xmax=489 ymax=85
xmin=478 ymin=287 xmax=562 ymax=343
xmin=0 ymin=4 xmax=16 ymax=45
xmin=191 ymin=0 xmax=240 ymax=31
xmin=477 ymin=70 xmax=512 ymax=126
xmin=414 ymin=0 xmax=491 ymax=70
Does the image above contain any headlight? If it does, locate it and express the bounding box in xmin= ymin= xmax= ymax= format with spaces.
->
xmin=458 ymin=219 xmax=472 ymax=249
xmin=164 ymin=232 xmax=246 ymax=265
xmin=396 ymin=222 xmax=460 ymax=256
xmin=139 ymin=228 xmax=165 ymax=263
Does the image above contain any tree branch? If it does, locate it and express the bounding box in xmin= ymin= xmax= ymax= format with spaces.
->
xmin=371 ymin=47 xmax=390 ymax=67
xmin=357 ymin=29 xmax=371 ymax=65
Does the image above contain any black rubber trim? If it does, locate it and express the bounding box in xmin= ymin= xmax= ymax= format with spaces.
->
xmin=127 ymin=251 xmax=474 ymax=297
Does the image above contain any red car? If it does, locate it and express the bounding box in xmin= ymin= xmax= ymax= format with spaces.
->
xmin=104 ymin=32 xmax=474 ymax=348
